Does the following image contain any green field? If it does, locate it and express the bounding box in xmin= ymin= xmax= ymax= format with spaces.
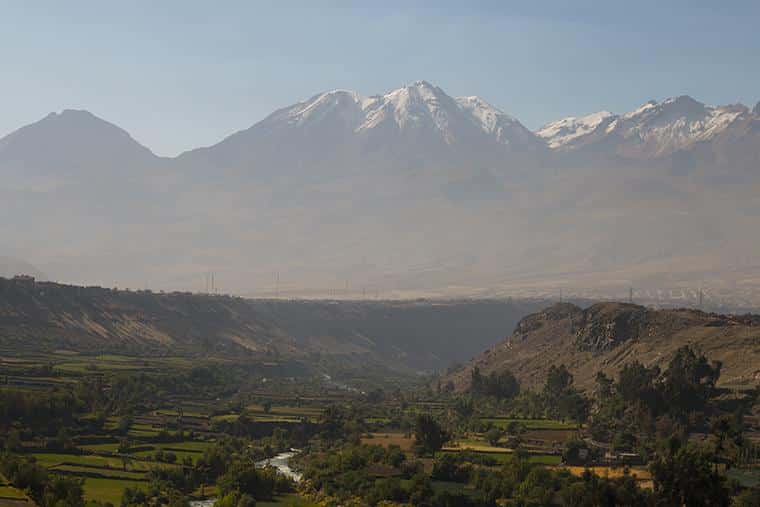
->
xmin=481 ymin=418 xmax=577 ymax=430
xmin=31 ymin=452 xmax=166 ymax=472
xmin=257 ymin=494 xmax=318 ymax=506
xmin=438 ymin=450 xmax=561 ymax=465
xmin=0 ymin=485 xmax=27 ymax=499
xmin=726 ymin=468 xmax=760 ymax=488
xmin=82 ymin=478 xmax=147 ymax=505
xmin=247 ymin=404 xmax=323 ymax=417
xmin=79 ymin=442 xmax=121 ymax=453
xmin=49 ymin=464 xmax=147 ymax=480
xmin=527 ymin=454 xmax=562 ymax=465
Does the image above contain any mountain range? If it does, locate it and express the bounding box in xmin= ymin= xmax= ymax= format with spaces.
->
xmin=1 ymin=81 xmax=759 ymax=305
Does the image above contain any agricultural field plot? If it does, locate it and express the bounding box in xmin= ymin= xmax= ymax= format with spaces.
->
xmin=399 ymin=479 xmax=477 ymax=498
xmin=361 ymin=433 xmax=415 ymax=452
xmin=79 ymin=442 xmax=122 ymax=453
xmin=31 ymin=453 xmax=126 ymax=468
xmin=80 ymin=440 xmax=212 ymax=464
xmin=0 ymin=487 xmax=26 ymax=500
xmin=82 ymin=478 xmax=147 ymax=505
xmin=726 ymin=467 xmax=760 ymax=488
xmin=48 ymin=464 xmax=147 ymax=481
xmin=561 ymin=466 xmax=653 ymax=488
xmin=53 ymin=361 xmax=156 ymax=374
xmin=30 ymin=452 xmax=163 ymax=473
xmin=130 ymin=449 xmax=203 ymax=464
xmin=481 ymin=417 xmax=578 ymax=430
xmin=438 ymin=448 xmax=561 ymax=465
xmin=257 ymin=494 xmax=318 ymax=506
xmin=0 ymin=474 xmax=29 ymax=507
xmin=443 ymin=438 xmax=511 ymax=453
xmin=247 ymin=404 xmax=324 ymax=418
xmin=522 ymin=428 xmax=578 ymax=444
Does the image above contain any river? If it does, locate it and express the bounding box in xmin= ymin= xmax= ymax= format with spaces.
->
xmin=189 ymin=450 xmax=301 ymax=507
xmin=255 ymin=449 xmax=302 ymax=482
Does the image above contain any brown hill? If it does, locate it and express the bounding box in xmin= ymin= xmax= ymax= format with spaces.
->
xmin=445 ymin=302 xmax=760 ymax=392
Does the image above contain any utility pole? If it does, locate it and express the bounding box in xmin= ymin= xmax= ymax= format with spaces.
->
xmin=699 ymin=288 xmax=703 ymax=309
xmin=559 ymin=288 xmax=563 ymax=303
xmin=629 ymin=287 xmax=633 ymax=304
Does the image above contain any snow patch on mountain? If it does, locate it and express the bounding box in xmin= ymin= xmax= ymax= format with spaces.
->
xmin=536 ymin=96 xmax=750 ymax=156
xmin=536 ymin=111 xmax=614 ymax=149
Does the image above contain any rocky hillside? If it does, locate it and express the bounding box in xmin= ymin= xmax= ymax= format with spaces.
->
xmin=445 ymin=302 xmax=760 ymax=391
xmin=0 ymin=277 xmax=542 ymax=372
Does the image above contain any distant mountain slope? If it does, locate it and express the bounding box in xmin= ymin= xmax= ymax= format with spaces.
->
xmin=0 ymin=277 xmax=542 ymax=372
xmin=0 ymin=109 xmax=160 ymax=174
xmin=444 ymin=302 xmax=760 ymax=392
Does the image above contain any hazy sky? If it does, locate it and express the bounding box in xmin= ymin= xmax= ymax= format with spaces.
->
xmin=2 ymin=1 xmax=759 ymax=156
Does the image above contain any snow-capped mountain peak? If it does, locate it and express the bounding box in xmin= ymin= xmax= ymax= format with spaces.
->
xmin=536 ymin=110 xmax=615 ymax=149
xmin=278 ymin=80 xmax=539 ymax=148
xmin=619 ymin=96 xmax=745 ymax=156
xmin=536 ymin=96 xmax=750 ymax=157
xmin=358 ymin=80 xmax=458 ymax=138
xmin=281 ymin=89 xmax=364 ymax=127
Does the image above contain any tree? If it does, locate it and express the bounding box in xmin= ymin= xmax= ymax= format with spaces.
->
xmin=118 ymin=414 xmax=134 ymax=435
xmin=649 ymin=445 xmax=729 ymax=507
xmin=414 ymin=414 xmax=449 ymax=455
xmin=5 ymin=429 xmax=22 ymax=452
xmin=41 ymin=476 xmax=85 ymax=507
xmin=217 ymin=460 xmax=276 ymax=501
xmin=485 ymin=427 xmax=502 ymax=447
xmin=545 ymin=364 xmax=573 ymax=400
xmin=594 ymin=371 xmax=614 ymax=400
xmin=543 ymin=364 xmax=588 ymax=421
xmin=661 ymin=346 xmax=721 ymax=416
xmin=118 ymin=437 xmax=131 ymax=454
xmin=471 ymin=367 xmax=520 ymax=400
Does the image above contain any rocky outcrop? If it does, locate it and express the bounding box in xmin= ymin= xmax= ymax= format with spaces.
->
xmin=572 ymin=303 xmax=651 ymax=352
xmin=445 ymin=302 xmax=760 ymax=391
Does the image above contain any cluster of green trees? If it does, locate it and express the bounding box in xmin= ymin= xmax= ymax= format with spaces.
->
xmin=300 ymin=439 xmax=735 ymax=506
xmin=464 ymin=364 xmax=588 ymax=424
xmin=0 ymin=388 xmax=84 ymax=434
xmin=0 ymin=453 xmax=87 ymax=507
xmin=120 ymin=437 xmax=296 ymax=507
xmin=589 ymin=346 xmax=735 ymax=458
xmin=470 ymin=367 xmax=519 ymax=399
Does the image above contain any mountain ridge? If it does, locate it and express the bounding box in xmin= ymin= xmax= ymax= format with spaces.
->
xmin=5 ymin=84 xmax=757 ymax=168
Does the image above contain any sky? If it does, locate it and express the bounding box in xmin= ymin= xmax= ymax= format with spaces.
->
xmin=1 ymin=1 xmax=759 ymax=156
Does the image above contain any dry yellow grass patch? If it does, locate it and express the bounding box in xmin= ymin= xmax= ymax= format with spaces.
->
xmin=361 ymin=433 xmax=415 ymax=452
xmin=560 ymin=466 xmax=652 ymax=489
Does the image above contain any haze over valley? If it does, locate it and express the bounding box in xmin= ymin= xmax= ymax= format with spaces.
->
xmin=3 ymin=81 xmax=760 ymax=308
